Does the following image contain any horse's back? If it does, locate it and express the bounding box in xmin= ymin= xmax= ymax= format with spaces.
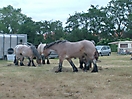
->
xmin=81 ymin=40 xmax=96 ymax=59
xmin=63 ymin=40 xmax=96 ymax=59
xmin=82 ymin=40 xmax=95 ymax=49
xmin=14 ymin=44 xmax=26 ymax=52
xmin=15 ymin=44 xmax=31 ymax=56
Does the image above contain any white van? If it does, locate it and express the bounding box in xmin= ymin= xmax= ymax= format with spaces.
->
xmin=96 ymin=45 xmax=111 ymax=56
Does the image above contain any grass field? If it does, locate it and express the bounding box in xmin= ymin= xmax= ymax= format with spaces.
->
xmin=0 ymin=52 xmax=132 ymax=99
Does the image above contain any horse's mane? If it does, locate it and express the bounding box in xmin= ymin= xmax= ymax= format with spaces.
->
xmin=24 ymin=42 xmax=34 ymax=47
xmin=44 ymin=40 xmax=67 ymax=49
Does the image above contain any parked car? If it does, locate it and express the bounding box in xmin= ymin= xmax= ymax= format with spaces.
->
xmin=96 ymin=45 xmax=111 ymax=56
xmin=48 ymin=50 xmax=59 ymax=59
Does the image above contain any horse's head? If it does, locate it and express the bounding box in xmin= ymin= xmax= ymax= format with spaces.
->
xmin=35 ymin=51 xmax=42 ymax=65
xmin=44 ymin=50 xmax=51 ymax=57
xmin=36 ymin=58 xmax=41 ymax=64
xmin=43 ymin=47 xmax=51 ymax=57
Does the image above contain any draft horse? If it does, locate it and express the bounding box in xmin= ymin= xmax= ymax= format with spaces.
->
xmin=43 ymin=40 xmax=98 ymax=73
xmin=79 ymin=48 xmax=99 ymax=70
xmin=14 ymin=44 xmax=41 ymax=66
xmin=37 ymin=43 xmax=50 ymax=64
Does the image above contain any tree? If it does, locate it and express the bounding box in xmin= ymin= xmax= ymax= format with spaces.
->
xmin=0 ymin=5 xmax=26 ymax=34
xmin=105 ymin=0 xmax=132 ymax=39
xmin=37 ymin=20 xmax=64 ymax=43
xmin=65 ymin=5 xmax=105 ymax=41
xmin=87 ymin=5 xmax=107 ymax=37
xmin=18 ymin=18 xmax=38 ymax=44
xmin=124 ymin=13 xmax=132 ymax=39
xmin=65 ymin=12 xmax=81 ymax=32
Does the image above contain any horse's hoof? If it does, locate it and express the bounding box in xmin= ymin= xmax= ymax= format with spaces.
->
xmin=83 ymin=69 xmax=88 ymax=72
xmin=55 ymin=71 xmax=59 ymax=73
xmin=55 ymin=70 xmax=62 ymax=73
xmin=91 ymin=67 xmax=98 ymax=73
xmin=20 ymin=63 xmax=24 ymax=66
xmin=42 ymin=61 xmax=45 ymax=64
xmin=91 ymin=70 xmax=98 ymax=73
xmin=20 ymin=65 xmax=25 ymax=66
xmin=79 ymin=67 xmax=83 ymax=69
xmin=83 ymin=68 xmax=88 ymax=72
xmin=73 ymin=69 xmax=78 ymax=72
xmin=15 ymin=64 xmax=18 ymax=66
xmin=73 ymin=71 xmax=78 ymax=72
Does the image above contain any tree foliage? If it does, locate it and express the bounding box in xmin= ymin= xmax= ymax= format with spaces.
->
xmin=0 ymin=0 xmax=132 ymax=46
xmin=0 ymin=5 xmax=27 ymax=34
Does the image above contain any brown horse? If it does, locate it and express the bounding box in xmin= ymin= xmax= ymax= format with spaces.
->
xmin=37 ymin=43 xmax=50 ymax=64
xmin=43 ymin=40 xmax=98 ymax=73
xmin=79 ymin=48 xmax=99 ymax=69
xmin=14 ymin=44 xmax=41 ymax=66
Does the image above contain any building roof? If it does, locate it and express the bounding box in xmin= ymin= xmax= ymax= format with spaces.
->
xmin=108 ymin=41 xmax=132 ymax=45
xmin=108 ymin=41 xmax=119 ymax=45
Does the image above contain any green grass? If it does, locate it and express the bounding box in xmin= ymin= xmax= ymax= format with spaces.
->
xmin=0 ymin=52 xmax=132 ymax=99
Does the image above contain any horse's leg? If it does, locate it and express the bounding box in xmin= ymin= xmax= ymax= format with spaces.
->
xmin=15 ymin=60 xmax=19 ymax=66
xmin=20 ymin=61 xmax=24 ymax=66
xmin=31 ymin=59 xmax=36 ymax=67
xmin=67 ymin=59 xmax=78 ymax=72
xmin=14 ymin=56 xmax=19 ymax=66
xmin=55 ymin=62 xmax=62 ymax=73
xmin=14 ymin=56 xmax=16 ymax=64
xmin=83 ymin=54 xmax=92 ymax=70
xmin=79 ymin=58 xmax=84 ymax=69
xmin=80 ymin=60 xmax=92 ymax=70
xmin=55 ymin=58 xmax=63 ymax=73
xmin=20 ymin=57 xmax=24 ymax=66
xmin=89 ymin=61 xmax=92 ymax=68
xmin=91 ymin=59 xmax=98 ymax=72
xmin=130 ymin=54 xmax=132 ymax=60
xmin=83 ymin=60 xmax=91 ymax=72
xmin=27 ymin=57 xmax=31 ymax=66
xmin=42 ymin=55 xmax=45 ymax=64
xmin=46 ymin=57 xmax=50 ymax=64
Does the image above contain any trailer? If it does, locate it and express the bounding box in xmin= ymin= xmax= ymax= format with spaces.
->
xmin=0 ymin=34 xmax=27 ymax=60
xmin=109 ymin=41 xmax=132 ymax=54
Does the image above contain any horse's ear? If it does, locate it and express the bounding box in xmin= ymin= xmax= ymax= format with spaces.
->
xmin=44 ymin=44 xmax=47 ymax=50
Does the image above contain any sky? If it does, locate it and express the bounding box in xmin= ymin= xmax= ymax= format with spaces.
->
xmin=1 ymin=0 xmax=111 ymax=26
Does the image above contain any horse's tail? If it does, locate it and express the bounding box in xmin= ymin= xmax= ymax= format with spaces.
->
xmin=94 ymin=48 xmax=99 ymax=61
xmin=30 ymin=45 xmax=41 ymax=60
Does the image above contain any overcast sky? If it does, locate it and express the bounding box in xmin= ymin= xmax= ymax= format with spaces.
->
xmin=1 ymin=0 xmax=111 ymax=25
